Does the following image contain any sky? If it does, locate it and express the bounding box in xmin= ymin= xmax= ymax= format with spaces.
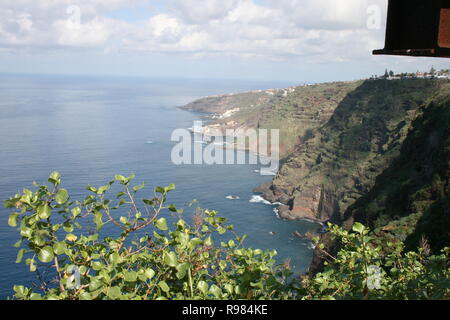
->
xmin=0 ymin=0 xmax=449 ymax=83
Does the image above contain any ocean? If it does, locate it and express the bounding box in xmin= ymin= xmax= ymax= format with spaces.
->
xmin=0 ymin=74 xmax=319 ymax=299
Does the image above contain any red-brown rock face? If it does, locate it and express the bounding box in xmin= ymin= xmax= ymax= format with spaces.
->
xmin=278 ymin=186 xmax=325 ymax=222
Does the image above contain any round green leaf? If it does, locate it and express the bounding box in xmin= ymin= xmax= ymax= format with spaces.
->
xmin=119 ymin=216 xmax=128 ymax=224
xmin=158 ymin=281 xmax=170 ymax=293
xmin=97 ymin=185 xmax=110 ymax=195
xmin=92 ymin=261 xmax=103 ymax=271
xmin=164 ymin=251 xmax=177 ymax=267
xmin=209 ymin=285 xmax=222 ymax=298
xmin=176 ymin=263 xmax=190 ymax=280
xmin=115 ymin=175 xmax=126 ymax=182
xmin=8 ymin=213 xmax=19 ymax=227
xmin=217 ymin=226 xmax=226 ymax=235
xmin=254 ymin=249 xmax=263 ymax=255
xmin=145 ymin=268 xmax=156 ymax=280
xmin=55 ymin=189 xmax=69 ymax=204
xmin=37 ymin=204 xmax=52 ymax=220
xmin=109 ymin=252 xmax=121 ymax=265
xmin=79 ymin=292 xmax=92 ymax=300
xmin=352 ymin=222 xmax=365 ymax=234
xmin=197 ymin=281 xmax=208 ymax=295
xmin=38 ymin=246 xmax=54 ymax=263
xmin=66 ymin=234 xmax=78 ymax=242
xmin=30 ymin=293 xmax=43 ymax=300
xmin=155 ymin=186 xmax=165 ymax=194
xmin=107 ymin=286 xmax=121 ymax=299
xmin=13 ymin=285 xmax=27 ymax=297
xmin=124 ymin=271 xmax=137 ymax=282
xmin=48 ymin=171 xmax=61 ymax=185
xmin=155 ymin=218 xmax=168 ymax=231
xmin=53 ymin=242 xmax=67 ymax=255
xmin=71 ymin=207 xmax=81 ymax=218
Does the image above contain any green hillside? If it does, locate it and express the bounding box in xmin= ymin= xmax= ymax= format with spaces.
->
xmin=182 ymin=82 xmax=361 ymax=156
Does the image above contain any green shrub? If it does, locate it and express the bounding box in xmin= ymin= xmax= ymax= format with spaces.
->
xmin=4 ymin=172 xmax=449 ymax=300
xmin=302 ymin=223 xmax=449 ymax=300
xmin=4 ymin=172 xmax=292 ymax=300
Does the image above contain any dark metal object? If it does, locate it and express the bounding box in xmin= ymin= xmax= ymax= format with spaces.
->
xmin=374 ymin=0 xmax=450 ymax=58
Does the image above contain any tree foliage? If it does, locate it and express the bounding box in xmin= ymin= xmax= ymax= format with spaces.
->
xmin=4 ymin=173 xmax=449 ymax=300
xmin=302 ymin=223 xmax=449 ymax=300
xmin=4 ymin=172 xmax=292 ymax=300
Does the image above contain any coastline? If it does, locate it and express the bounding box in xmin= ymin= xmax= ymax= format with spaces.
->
xmin=182 ymin=95 xmax=328 ymax=226
xmin=187 ymin=125 xmax=277 ymax=161
xmin=253 ymin=192 xmax=326 ymax=226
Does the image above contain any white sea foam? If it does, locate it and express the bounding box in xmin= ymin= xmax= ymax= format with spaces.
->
xmin=226 ymin=195 xmax=240 ymax=200
xmin=249 ymin=195 xmax=272 ymax=205
xmin=273 ymin=207 xmax=281 ymax=219
xmin=260 ymin=168 xmax=278 ymax=176
xmin=299 ymin=242 xmax=316 ymax=250
xmin=300 ymin=218 xmax=325 ymax=226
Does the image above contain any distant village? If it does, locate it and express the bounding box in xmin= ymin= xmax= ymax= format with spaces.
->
xmin=370 ymin=67 xmax=450 ymax=81
xmin=203 ymin=67 xmax=450 ymax=101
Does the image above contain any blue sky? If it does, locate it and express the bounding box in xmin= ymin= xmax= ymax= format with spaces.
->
xmin=0 ymin=0 xmax=448 ymax=83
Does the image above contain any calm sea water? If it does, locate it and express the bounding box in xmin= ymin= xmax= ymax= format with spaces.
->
xmin=0 ymin=74 xmax=319 ymax=299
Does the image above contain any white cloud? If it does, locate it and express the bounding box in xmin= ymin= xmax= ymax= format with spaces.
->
xmin=226 ymin=1 xmax=275 ymax=24
xmin=274 ymin=0 xmax=378 ymax=30
xmin=148 ymin=14 xmax=183 ymax=43
xmin=53 ymin=17 xmax=111 ymax=47
xmin=0 ymin=0 xmax=389 ymax=64
xmin=16 ymin=13 xmax=33 ymax=32
xmin=169 ymin=0 xmax=240 ymax=24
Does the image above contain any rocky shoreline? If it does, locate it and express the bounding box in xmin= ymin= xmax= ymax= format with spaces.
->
xmin=253 ymin=182 xmax=328 ymax=224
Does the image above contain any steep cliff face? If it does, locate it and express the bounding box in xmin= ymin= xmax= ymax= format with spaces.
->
xmin=343 ymin=92 xmax=450 ymax=251
xmin=182 ymin=78 xmax=450 ymax=272
xmin=262 ymin=79 xmax=449 ymax=224
xmin=309 ymin=87 xmax=450 ymax=274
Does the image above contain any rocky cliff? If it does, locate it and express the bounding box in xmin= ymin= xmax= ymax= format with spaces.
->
xmin=182 ymin=78 xmax=450 ymax=272
xmin=261 ymin=79 xmax=448 ymax=222
xmin=344 ymin=89 xmax=450 ymax=252
xmin=309 ymin=83 xmax=450 ymax=274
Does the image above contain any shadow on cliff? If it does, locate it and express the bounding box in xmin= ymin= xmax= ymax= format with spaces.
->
xmin=343 ymin=97 xmax=450 ymax=252
xmin=269 ymin=79 xmax=444 ymax=230
xmin=304 ymin=79 xmax=450 ymax=274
